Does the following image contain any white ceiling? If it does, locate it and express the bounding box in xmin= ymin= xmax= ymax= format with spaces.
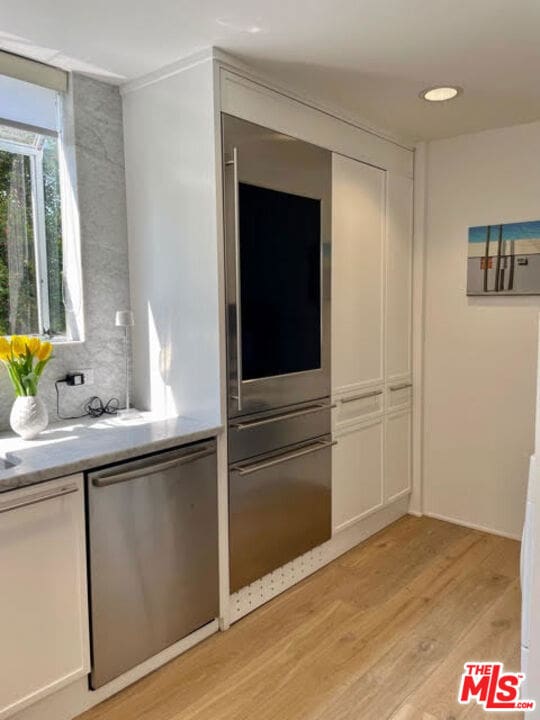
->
xmin=3 ymin=0 xmax=540 ymax=142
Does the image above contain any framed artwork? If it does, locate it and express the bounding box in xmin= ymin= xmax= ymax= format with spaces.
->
xmin=467 ymin=220 xmax=540 ymax=295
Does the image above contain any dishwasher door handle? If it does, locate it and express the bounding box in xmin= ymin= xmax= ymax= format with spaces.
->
xmin=92 ymin=446 xmax=215 ymax=487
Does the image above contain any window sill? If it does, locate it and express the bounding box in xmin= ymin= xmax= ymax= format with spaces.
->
xmin=48 ymin=337 xmax=85 ymax=348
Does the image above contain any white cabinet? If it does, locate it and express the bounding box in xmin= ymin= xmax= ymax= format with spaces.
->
xmin=0 ymin=476 xmax=89 ymax=719
xmin=386 ymin=173 xmax=413 ymax=383
xmin=332 ymin=153 xmax=413 ymax=534
xmin=385 ymin=410 xmax=412 ymax=502
xmin=333 ymin=418 xmax=384 ymax=532
xmin=332 ymin=153 xmax=386 ymax=395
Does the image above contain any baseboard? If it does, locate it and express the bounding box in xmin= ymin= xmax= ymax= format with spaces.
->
xmin=424 ymin=511 xmax=522 ymax=541
xmin=229 ymin=496 xmax=410 ymax=623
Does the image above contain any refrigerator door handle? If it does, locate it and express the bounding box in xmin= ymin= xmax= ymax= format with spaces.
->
xmin=225 ymin=146 xmax=243 ymax=412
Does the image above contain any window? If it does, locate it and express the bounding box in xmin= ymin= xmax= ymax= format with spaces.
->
xmin=0 ymin=62 xmax=78 ymax=342
xmin=0 ymin=123 xmax=64 ymax=336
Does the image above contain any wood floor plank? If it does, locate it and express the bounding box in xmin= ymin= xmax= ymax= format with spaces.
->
xmin=308 ymin=538 xmax=516 ymax=719
xmin=78 ymin=516 xmax=521 ymax=720
xmin=388 ymin=704 xmax=438 ymax=720
xmin=397 ymin=579 xmax=522 ymax=720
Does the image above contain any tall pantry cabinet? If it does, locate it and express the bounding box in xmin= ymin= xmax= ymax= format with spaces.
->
xmin=332 ymin=154 xmax=413 ymax=533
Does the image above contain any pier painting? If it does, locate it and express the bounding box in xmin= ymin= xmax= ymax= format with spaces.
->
xmin=467 ymin=221 xmax=540 ymax=295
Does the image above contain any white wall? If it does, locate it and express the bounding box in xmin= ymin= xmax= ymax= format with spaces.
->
xmin=422 ymin=121 xmax=540 ymax=539
xmin=122 ymin=58 xmax=221 ymax=422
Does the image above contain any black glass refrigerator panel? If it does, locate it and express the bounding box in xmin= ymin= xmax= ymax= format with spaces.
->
xmin=239 ymin=182 xmax=322 ymax=381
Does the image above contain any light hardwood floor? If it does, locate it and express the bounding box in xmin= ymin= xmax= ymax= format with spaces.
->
xmin=78 ymin=516 xmax=522 ymax=720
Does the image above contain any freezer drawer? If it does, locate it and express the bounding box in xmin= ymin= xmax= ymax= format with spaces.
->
xmin=87 ymin=440 xmax=218 ymax=689
xmin=228 ymin=398 xmax=333 ymax=464
xmin=229 ymin=436 xmax=333 ymax=592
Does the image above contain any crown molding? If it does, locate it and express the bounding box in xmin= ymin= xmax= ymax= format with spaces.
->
xmin=121 ymin=46 xmax=413 ymax=150
xmin=120 ymin=47 xmax=215 ymax=95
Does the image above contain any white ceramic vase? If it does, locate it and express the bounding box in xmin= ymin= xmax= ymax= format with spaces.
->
xmin=10 ymin=396 xmax=48 ymax=440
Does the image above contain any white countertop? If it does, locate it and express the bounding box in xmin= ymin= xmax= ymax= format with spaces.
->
xmin=0 ymin=411 xmax=222 ymax=493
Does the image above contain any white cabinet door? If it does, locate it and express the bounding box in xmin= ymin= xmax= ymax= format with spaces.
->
xmin=386 ymin=172 xmax=413 ymax=382
xmin=332 ymin=154 xmax=386 ymax=395
xmin=0 ymin=476 xmax=89 ymax=719
xmin=385 ymin=410 xmax=412 ymax=503
xmin=333 ymin=417 xmax=384 ymax=533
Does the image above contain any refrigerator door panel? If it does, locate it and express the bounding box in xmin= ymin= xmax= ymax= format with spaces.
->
xmin=222 ymin=113 xmax=331 ymax=417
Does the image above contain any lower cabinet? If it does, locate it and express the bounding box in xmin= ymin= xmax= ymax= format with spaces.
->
xmin=332 ymin=417 xmax=384 ymax=532
xmin=332 ymin=408 xmax=412 ymax=534
xmin=0 ymin=475 xmax=90 ymax=719
xmin=384 ymin=409 xmax=412 ymax=503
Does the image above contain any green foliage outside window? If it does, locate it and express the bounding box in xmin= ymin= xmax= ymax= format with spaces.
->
xmin=43 ymin=137 xmax=65 ymax=336
xmin=0 ymin=128 xmax=65 ymax=337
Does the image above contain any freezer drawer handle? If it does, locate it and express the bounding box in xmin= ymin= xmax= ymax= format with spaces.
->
xmin=0 ymin=483 xmax=78 ymax=514
xmin=230 ymin=402 xmax=336 ymax=430
xmin=92 ymin=447 xmax=215 ymax=488
xmin=232 ymin=439 xmax=337 ymax=476
xmin=389 ymin=383 xmax=412 ymax=392
xmin=226 ymin=147 xmax=243 ymax=412
xmin=341 ymin=390 xmax=382 ymax=403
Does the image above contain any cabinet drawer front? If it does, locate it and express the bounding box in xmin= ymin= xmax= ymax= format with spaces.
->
xmin=335 ymin=389 xmax=383 ymax=426
xmin=229 ymin=438 xmax=332 ymax=592
xmin=388 ymin=382 xmax=412 ymax=409
xmin=0 ymin=476 xmax=89 ymax=719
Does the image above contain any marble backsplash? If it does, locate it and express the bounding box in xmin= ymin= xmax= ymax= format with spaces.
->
xmin=0 ymin=74 xmax=131 ymax=430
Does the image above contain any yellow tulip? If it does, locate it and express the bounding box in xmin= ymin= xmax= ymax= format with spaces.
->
xmin=0 ymin=337 xmax=10 ymax=361
xmin=27 ymin=337 xmax=41 ymax=355
xmin=11 ymin=336 xmax=27 ymax=356
xmin=36 ymin=341 xmax=52 ymax=362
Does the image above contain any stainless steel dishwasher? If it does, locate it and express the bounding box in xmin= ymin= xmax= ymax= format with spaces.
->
xmin=86 ymin=439 xmax=218 ymax=689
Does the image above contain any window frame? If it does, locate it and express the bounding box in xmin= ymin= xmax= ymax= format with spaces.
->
xmin=0 ymin=71 xmax=83 ymax=345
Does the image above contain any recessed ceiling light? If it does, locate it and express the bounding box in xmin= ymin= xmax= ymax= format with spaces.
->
xmin=420 ymin=86 xmax=462 ymax=102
